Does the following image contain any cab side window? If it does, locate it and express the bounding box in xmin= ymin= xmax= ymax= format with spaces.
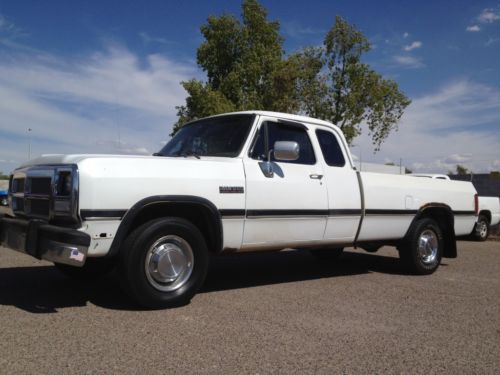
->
xmin=316 ymin=129 xmax=346 ymax=167
xmin=251 ymin=122 xmax=316 ymax=165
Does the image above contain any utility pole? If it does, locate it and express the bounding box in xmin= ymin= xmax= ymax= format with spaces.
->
xmin=27 ymin=128 xmax=32 ymax=160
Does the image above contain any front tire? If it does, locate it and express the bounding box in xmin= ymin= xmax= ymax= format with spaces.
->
xmin=472 ymin=215 xmax=489 ymax=242
xmin=399 ymin=218 xmax=443 ymax=275
xmin=119 ymin=217 xmax=209 ymax=309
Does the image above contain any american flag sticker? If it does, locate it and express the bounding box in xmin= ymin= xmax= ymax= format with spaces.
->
xmin=69 ymin=249 xmax=85 ymax=262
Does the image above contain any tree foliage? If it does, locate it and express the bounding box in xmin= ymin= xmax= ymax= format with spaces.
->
xmin=173 ymin=1 xmax=411 ymax=150
xmin=455 ymin=164 xmax=469 ymax=175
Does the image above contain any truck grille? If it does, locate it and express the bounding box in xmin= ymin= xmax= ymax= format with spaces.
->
xmin=29 ymin=177 xmax=52 ymax=195
xmin=10 ymin=165 xmax=79 ymax=223
xmin=27 ymin=199 xmax=51 ymax=216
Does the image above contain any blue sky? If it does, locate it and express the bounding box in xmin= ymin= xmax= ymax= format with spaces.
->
xmin=0 ymin=0 xmax=499 ymax=174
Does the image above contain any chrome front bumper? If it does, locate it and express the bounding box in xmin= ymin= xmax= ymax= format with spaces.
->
xmin=0 ymin=214 xmax=90 ymax=267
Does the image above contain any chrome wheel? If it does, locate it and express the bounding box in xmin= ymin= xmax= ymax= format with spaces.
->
xmin=145 ymin=235 xmax=194 ymax=292
xmin=417 ymin=229 xmax=439 ymax=265
xmin=477 ymin=220 xmax=488 ymax=239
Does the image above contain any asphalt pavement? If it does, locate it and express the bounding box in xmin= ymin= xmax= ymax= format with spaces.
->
xmin=0 ymin=241 xmax=499 ymax=374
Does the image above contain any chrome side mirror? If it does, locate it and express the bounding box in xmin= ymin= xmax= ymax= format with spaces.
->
xmin=273 ymin=141 xmax=300 ymax=161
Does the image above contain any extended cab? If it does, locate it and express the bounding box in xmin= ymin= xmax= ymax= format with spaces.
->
xmin=0 ymin=111 xmax=478 ymax=308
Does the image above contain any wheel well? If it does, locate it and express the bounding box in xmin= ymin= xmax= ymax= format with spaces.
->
xmin=131 ymin=203 xmax=219 ymax=251
xmin=478 ymin=210 xmax=491 ymax=224
xmin=107 ymin=196 xmax=223 ymax=258
xmin=410 ymin=205 xmax=457 ymax=258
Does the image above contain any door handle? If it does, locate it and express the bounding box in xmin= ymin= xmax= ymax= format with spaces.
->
xmin=309 ymin=174 xmax=323 ymax=180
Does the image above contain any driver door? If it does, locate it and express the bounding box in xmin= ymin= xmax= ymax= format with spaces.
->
xmin=242 ymin=117 xmax=328 ymax=249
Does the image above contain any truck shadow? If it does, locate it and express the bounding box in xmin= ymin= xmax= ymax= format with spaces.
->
xmin=202 ymin=250 xmax=410 ymax=293
xmin=0 ymin=250 xmax=420 ymax=313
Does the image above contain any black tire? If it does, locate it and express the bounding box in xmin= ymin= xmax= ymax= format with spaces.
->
xmin=54 ymin=258 xmax=115 ymax=280
xmin=118 ymin=217 xmax=209 ymax=309
xmin=309 ymin=247 xmax=344 ymax=261
xmin=472 ymin=215 xmax=489 ymax=242
xmin=399 ymin=218 xmax=443 ymax=275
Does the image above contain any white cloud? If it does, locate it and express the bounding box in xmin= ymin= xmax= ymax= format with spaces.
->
xmin=466 ymin=25 xmax=481 ymax=32
xmin=0 ymin=44 xmax=197 ymax=173
xmin=443 ymin=154 xmax=472 ymax=164
xmin=403 ymin=41 xmax=422 ymax=51
xmin=478 ymin=8 xmax=500 ymax=23
xmin=0 ymin=14 xmax=16 ymax=33
xmin=393 ymin=55 xmax=425 ymax=69
xmin=403 ymin=32 xmax=409 ymax=38
xmin=139 ymin=31 xmax=171 ymax=45
xmin=485 ymin=37 xmax=500 ymax=46
xmin=0 ymin=13 xmax=29 ymax=51
xmin=282 ymin=21 xmax=324 ymax=39
xmin=351 ymin=80 xmax=500 ymax=174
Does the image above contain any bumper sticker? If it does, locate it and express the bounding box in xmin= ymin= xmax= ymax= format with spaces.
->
xmin=69 ymin=249 xmax=84 ymax=262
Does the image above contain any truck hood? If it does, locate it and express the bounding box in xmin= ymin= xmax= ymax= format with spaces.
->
xmin=17 ymin=154 xmax=227 ymax=169
xmin=18 ymin=154 xmax=155 ymax=168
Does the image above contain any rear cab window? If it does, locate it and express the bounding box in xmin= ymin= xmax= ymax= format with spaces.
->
xmin=315 ymin=129 xmax=346 ymax=167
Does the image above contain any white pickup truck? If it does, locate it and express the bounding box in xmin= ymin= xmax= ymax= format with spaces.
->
xmin=0 ymin=111 xmax=478 ymax=308
xmin=473 ymin=196 xmax=500 ymax=241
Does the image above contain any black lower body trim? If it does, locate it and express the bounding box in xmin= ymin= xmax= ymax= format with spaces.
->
xmin=219 ymin=209 xmax=246 ymax=218
xmin=365 ymin=209 xmax=418 ymax=215
xmin=81 ymin=209 xmax=127 ymax=220
xmin=246 ymin=209 xmax=328 ymax=217
xmin=453 ymin=211 xmax=476 ymax=216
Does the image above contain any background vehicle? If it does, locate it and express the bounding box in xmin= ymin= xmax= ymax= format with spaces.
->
xmin=472 ymin=196 xmax=500 ymax=241
xmin=409 ymin=173 xmax=450 ymax=180
xmin=0 ymin=190 xmax=8 ymax=207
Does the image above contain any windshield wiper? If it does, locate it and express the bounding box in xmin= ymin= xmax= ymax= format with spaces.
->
xmin=152 ymin=152 xmax=165 ymax=157
xmin=173 ymin=150 xmax=201 ymax=159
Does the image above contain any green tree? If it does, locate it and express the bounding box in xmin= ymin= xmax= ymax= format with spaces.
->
xmin=295 ymin=16 xmax=411 ymax=149
xmin=174 ymin=2 xmax=410 ymax=152
xmin=172 ymin=0 xmax=288 ymax=134
xmin=456 ymin=164 xmax=469 ymax=175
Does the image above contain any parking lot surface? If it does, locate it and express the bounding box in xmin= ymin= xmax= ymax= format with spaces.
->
xmin=0 ymin=241 xmax=499 ymax=374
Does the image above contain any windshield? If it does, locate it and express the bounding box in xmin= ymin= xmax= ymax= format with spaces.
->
xmin=158 ymin=114 xmax=255 ymax=158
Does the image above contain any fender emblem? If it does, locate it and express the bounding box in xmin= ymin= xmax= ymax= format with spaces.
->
xmin=219 ymin=186 xmax=244 ymax=194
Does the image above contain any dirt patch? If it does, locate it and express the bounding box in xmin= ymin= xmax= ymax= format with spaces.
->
xmin=489 ymin=223 xmax=500 ymax=241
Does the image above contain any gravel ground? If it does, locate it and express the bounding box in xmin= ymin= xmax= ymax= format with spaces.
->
xmin=0 ymin=241 xmax=499 ymax=374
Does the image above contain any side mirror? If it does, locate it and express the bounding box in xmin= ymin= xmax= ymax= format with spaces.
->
xmin=273 ymin=141 xmax=300 ymax=161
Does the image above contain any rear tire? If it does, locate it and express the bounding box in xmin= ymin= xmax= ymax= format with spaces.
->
xmin=54 ymin=258 xmax=115 ymax=280
xmin=119 ymin=217 xmax=209 ymax=309
xmin=472 ymin=215 xmax=489 ymax=242
xmin=399 ymin=218 xmax=443 ymax=275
